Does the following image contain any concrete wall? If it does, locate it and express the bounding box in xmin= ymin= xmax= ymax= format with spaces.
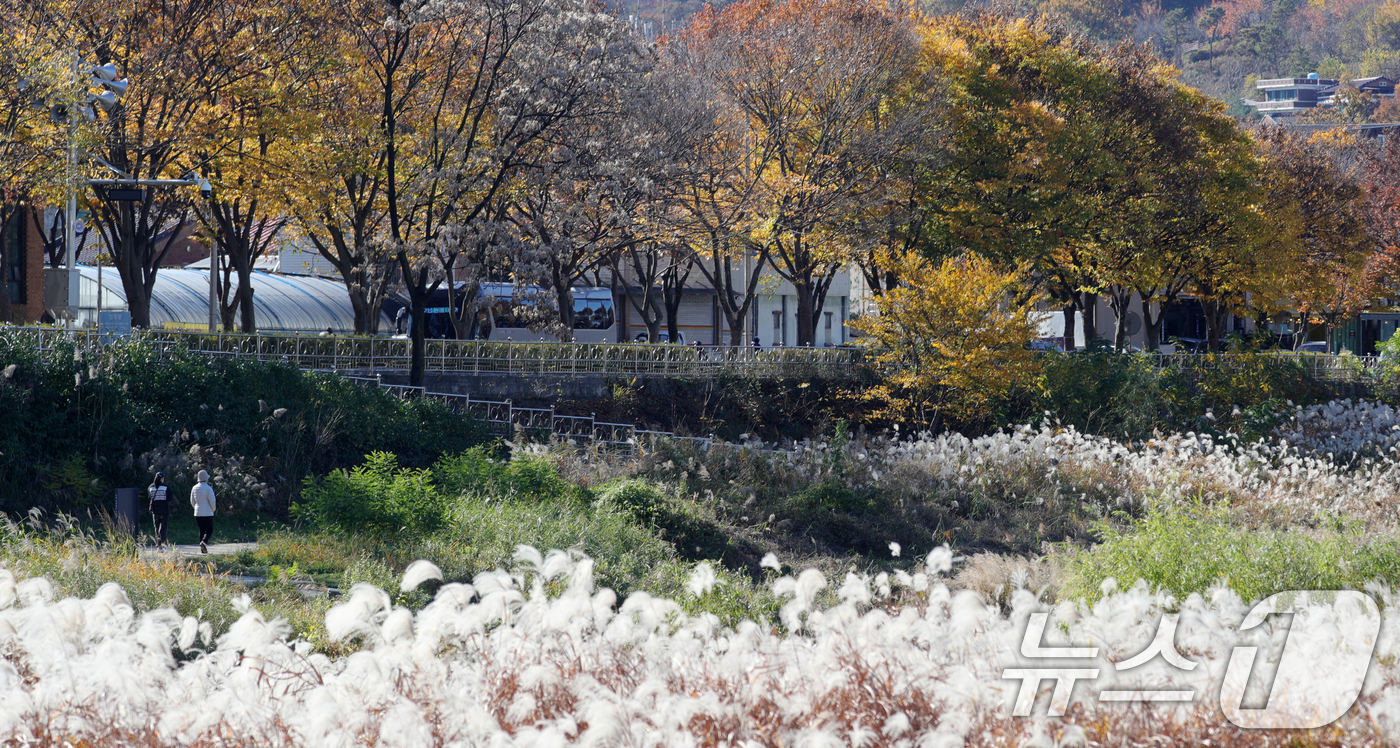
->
xmin=373 ymin=371 xmax=613 ymax=401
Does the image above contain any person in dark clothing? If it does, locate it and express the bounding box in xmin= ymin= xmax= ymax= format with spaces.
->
xmin=148 ymin=472 xmax=171 ymax=548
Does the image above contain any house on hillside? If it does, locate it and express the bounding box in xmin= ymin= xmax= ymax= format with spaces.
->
xmin=1243 ymin=73 xmax=1396 ymax=118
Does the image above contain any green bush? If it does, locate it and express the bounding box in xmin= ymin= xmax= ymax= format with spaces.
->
xmin=1030 ymin=351 xmax=1348 ymax=440
xmin=1063 ymin=507 xmax=1400 ymax=604
xmin=1034 ymin=353 xmax=1164 ymax=439
xmin=433 ymin=447 xmax=587 ymax=503
xmin=294 ymin=452 xmax=448 ymax=535
xmin=0 ymin=332 xmax=489 ymax=516
xmin=596 ymin=479 xmax=667 ymax=523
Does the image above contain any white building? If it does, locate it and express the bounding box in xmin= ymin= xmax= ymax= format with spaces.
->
xmin=609 ymin=259 xmax=854 ymax=346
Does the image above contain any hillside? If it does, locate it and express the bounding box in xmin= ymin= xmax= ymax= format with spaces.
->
xmin=622 ymin=0 xmax=1400 ymax=120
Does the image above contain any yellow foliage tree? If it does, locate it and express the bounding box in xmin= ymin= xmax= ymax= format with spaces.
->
xmin=852 ymin=252 xmax=1043 ymax=430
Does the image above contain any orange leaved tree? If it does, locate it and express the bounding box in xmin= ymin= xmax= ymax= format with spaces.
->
xmin=852 ymin=252 xmax=1043 ymax=432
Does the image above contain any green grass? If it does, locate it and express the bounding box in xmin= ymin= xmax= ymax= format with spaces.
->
xmin=229 ymin=494 xmax=678 ymax=596
xmin=1062 ymin=507 xmax=1400 ymax=604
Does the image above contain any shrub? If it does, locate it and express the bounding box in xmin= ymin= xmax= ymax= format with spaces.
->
xmin=433 ymin=447 xmax=587 ymax=503
xmin=1034 ymin=353 xmax=1163 ymax=439
xmin=0 ymin=331 xmax=489 ymax=516
xmin=851 ymin=252 xmax=1044 ymax=431
xmin=595 ymin=479 xmax=667 ymax=523
xmin=1030 ymin=350 xmax=1349 ymax=439
xmin=294 ymin=452 xmax=448 ymax=535
xmin=1063 ymin=506 xmax=1400 ymax=604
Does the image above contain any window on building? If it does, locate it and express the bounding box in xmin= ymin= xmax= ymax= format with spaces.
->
xmin=3 ymin=212 xmax=22 ymax=305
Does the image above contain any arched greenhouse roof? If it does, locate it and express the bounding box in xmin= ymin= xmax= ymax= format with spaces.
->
xmin=77 ymin=267 xmax=390 ymax=334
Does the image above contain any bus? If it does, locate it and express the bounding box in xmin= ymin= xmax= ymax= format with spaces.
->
xmin=410 ymin=282 xmax=618 ymax=343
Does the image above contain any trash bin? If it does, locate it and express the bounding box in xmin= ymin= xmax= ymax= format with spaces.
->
xmin=113 ymin=487 xmax=139 ymax=538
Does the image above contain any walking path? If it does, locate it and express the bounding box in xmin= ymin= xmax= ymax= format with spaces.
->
xmin=139 ymin=542 xmax=338 ymax=598
xmin=142 ymin=542 xmax=258 ymax=558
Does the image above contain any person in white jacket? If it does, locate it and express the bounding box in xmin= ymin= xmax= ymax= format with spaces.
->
xmin=190 ymin=469 xmax=217 ymax=554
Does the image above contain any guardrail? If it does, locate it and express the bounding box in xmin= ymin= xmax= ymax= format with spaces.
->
xmin=1150 ymin=352 xmax=1387 ymax=381
xmin=9 ymin=326 xmax=865 ymax=379
xmin=13 ymin=324 xmax=1389 ymax=385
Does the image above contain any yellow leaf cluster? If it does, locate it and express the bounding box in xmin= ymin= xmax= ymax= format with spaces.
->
xmin=852 ymin=252 xmax=1044 ymax=429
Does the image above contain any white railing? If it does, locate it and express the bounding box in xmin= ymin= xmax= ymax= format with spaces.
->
xmin=1149 ymin=352 xmax=1387 ymax=381
xmin=10 ymin=326 xmax=865 ymax=379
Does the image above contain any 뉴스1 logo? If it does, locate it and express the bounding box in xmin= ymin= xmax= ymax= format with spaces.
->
xmin=1003 ymin=590 xmax=1381 ymax=728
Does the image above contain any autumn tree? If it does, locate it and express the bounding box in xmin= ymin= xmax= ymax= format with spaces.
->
xmin=282 ymin=19 xmax=396 ymax=336
xmin=310 ymin=0 xmax=646 ymax=383
xmin=51 ymin=0 xmax=257 ymax=329
xmin=686 ymin=0 xmax=923 ymax=346
xmin=921 ymin=11 xmax=1150 ymax=348
xmin=1198 ymin=4 xmax=1225 ymax=69
xmin=653 ymin=35 xmax=770 ymax=348
xmin=1088 ymin=49 xmax=1265 ymax=351
xmin=1253 ymin=127 xmax=1371 ymax=349
xmin=505 ymin=56 xmax=660 ymax=341
xmin=0 ymin=6 xmax=79 ymax=322
xmin=189 ymin=0 xmax=328 ymax=332
xmin=852 ymin=253 xmax=1043 ymax=431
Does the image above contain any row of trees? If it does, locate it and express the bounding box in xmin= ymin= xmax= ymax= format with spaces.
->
xmin=3 ymin=0 xmax=1399 ymax=385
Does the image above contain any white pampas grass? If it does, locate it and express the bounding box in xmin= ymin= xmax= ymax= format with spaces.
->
xmin=400 ymin=560 xmax=443 ymax=592
xmin=687 ymin=561 xmax=718 ymax=597
xmin=0 ymin=543 xmax=1397 ymax=745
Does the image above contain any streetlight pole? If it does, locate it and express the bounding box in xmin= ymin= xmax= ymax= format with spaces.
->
xmin=56 ymin=60 xmax=209 ymax=331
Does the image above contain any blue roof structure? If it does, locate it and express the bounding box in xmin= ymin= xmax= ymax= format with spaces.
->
xmin=76 ymin=267 xmax=390 ymax=334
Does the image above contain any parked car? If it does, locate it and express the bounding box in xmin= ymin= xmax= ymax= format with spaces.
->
xmin=1169 ymin=337 xmax=1208 ymax=353
xmin=1296 ymin=341 xmax=1330 ymax=354
xmin=634 ymin=331 xmax=685 ymax=344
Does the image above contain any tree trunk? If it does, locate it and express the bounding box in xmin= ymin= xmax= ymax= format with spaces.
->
xmin=0 ymin=206 xmax=16 ymax=324
xmin=116 ymin=203 xmax=152 ymax=329
xmin=661 ymin=253 xmax=691 ymax=344
xmin=236 ymin=262 xmax=255 ymax=332
xmin=1141 ymin=296 xmax=1163 ymax=353
xmin=448 ymin=278 xmax=480 ymax=340
xmin=645 ymin=298 xmax=663 ymax=342
xmin=1062 ymin=304 xmax=1077 ymax=351
xmin=693 ymin=237 xmax=766 ymax=348
xmin=553 ymin=274 xmax=575 ymax=342
xmin=1202 ymin=299 xmax=1227 ymax=352
xmin=219 ymin=252 xmax=238 ymax=332
xmin=1108 ymin=287 xmax=1133 ymax=351
xmin=410 ymin=294 xmax=427 ymax=387
xmin=663 ymin=293 xmax=680 ymax=344
xmin=1080 ymin=291 xmax=1099 ymax=346
xmin=619 ymin=251 xmax=664 ymax=342
xmin=794 ymin=281 xmax=816 ymax=347
xmin=349 ymin=289 xmax=373 ymax=336
xmin=624 ymin=288 xmax=663 ymax=342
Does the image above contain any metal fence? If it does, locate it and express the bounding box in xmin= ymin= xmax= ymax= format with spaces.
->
xmin=1150 ymin=352 xmax=1387 ymax=381
xmin=14 ymin=323 xmax=1390 ymax=386
xmin=9 ymin=326 xmax=865 ymax=379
